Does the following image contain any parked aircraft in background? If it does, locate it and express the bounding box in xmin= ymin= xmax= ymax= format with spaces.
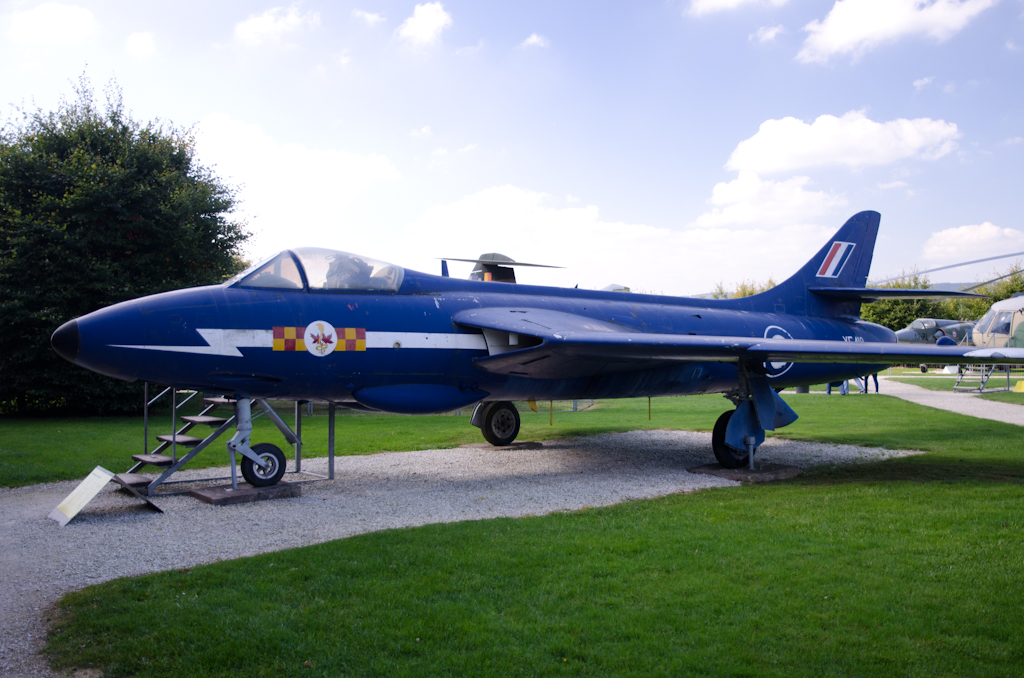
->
xmin=973 ymin=294 xmax=1024 ymax=348
xmin=895 ymin=318 xmax=975 ymax=345
xmin=51 ymin=211 xmax=1024 ymax=486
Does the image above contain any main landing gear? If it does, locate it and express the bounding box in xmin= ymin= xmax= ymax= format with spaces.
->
xmin=714 ymin=371 xmax=800 ymax=470
xmin=471 ymin=401 xmax=521 ymax=446
xmin=712 ymin=410 xmax=748 ymax=469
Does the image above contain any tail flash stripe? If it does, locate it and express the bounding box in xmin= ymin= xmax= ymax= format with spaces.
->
xmin=816 ymin=242 xmax=856 ymax=278
xmin=818 ymin=242 xmax=842 ymax=276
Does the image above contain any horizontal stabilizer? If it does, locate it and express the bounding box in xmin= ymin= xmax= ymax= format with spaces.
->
xmin=809 ymin=287 xmax=986 ymax=302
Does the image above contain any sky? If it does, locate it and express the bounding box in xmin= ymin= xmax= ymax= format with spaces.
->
xmin=2 ymin=0 xmax=1023 ymax=295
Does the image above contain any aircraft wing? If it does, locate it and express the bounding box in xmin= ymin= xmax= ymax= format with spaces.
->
xmin=453 ymin=307 xmax=1024 ymax=379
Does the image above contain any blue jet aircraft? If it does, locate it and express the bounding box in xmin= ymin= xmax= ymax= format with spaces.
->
xmin=51 ymin=211 xmax=1024 ymax=486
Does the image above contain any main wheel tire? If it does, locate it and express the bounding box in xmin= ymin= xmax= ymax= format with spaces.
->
xmin=711 ymin=410 xmax=749 ymax=469
xmin=241 ymin=442 xmax=286 ymax=487
xmin=482 ymin=402 xmax=520 ymax=446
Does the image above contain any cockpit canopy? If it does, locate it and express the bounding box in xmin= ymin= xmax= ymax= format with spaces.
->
xmin=228 ymin=248 xmax=405 ymax=292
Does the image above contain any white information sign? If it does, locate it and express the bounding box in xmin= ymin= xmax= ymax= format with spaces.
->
xmin=48 ymin=466 xmax=115 ymax=527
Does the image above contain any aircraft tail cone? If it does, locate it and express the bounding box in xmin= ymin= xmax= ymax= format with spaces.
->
xmin=51 ymin=319 xmax=80 ymax=363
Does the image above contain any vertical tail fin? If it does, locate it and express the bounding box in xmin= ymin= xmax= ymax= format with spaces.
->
xmin=739 ymin=211 xmax=880 ymax=318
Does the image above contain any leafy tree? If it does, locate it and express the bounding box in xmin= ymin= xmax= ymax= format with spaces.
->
xmin=0 ymin=78 xmax=248 ymax=415
xmin=710 ymin=277 xmax=777 ymax=299
xmin=861 ymin=265 xmax=1024 ymax=332
xmin=859 ymin=272 xmax=940 ymax=331
xmin=934 ymin=264 xmax=1024 ymax=321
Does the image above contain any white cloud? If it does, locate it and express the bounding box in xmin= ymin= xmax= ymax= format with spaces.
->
xmin=878 ymin=180 xmax=909 ymax=189
xmin=336 ymin=51 xmax=351 ymax=66
xmin=691 ymin=171 xmax=847 ymax=230
xmin=689 ymin=0 xmax=790 ymax=16
xmin=396 ymin=2 xmax=452 ymax=46
xmin=923 ymin=223 xmax=1024 ymax=266
xmin=234 ymin=6 xmax=320 ymax=46
xmin=397 ymin=185 xmax=828 ymax=294
xmin=456 ymin=40 xmax=484 ymax=55
xmin=352 ymin=9 xmax=385 ymax=25
xmin=1008 ymin=39 xmax=1020 ymax=51
xmin=913 ymin=75 xmax=935 ymax=91
xmin=1004 ymin=137 xmax=1024 ymax=145
xmin=125 ymin=32 xmax=156 ymax=58
xmin=409 ymin=126 xmax=432 ymax=137
xmin=520 ymin=33 xmax=550 ymax=48
xmin=943 ymin=81 xmax=956 ymax=93
xmin=799 ymin=0 xmax=997 ymax=64
xmin=458 ymin=144 xmax=477 ymax=153
xmin=726 ymin=110 xmax=960 ymax=174
xmin=8 ymin=2 xmax=96 ymax=46
xmin=750 ymin=25 xmax=786 ymax=42
xmin=195 ymin=114 xmax=400 ymax=256
xmin=432 ymin=147 xmax=448 ymax=156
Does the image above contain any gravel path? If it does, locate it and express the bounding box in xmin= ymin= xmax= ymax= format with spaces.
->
xmin=0 ymin=430 xmax=921 ymax=677
xmin=878 ymin=376 xmax=1024 ymax=426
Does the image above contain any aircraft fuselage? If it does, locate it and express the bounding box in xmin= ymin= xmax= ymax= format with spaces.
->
xmin=58 ymin=273 xmax=892 ymax=413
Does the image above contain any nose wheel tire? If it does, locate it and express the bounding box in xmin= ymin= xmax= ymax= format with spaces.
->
xmin=241 ymin=442 xmax=287 ymax=487
xmin=711 ymin=410 xmax=749 ymax=469
xmin=482 ymin=402 xmax=521 ymax=446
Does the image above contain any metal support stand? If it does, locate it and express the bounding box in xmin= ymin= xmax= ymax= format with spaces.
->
xmin=745 ymin=435 xmax=755 ymax=471
xmin=328 ymin=403 xmax=336 ymax=480
xmin=294 ymin=401 xmax=303 ymax=474
xmin=127 ymin=390 xmax=337 ymax=496
xmin=143 ymin=382 xmax=149 ymax=456
xmin=171 ymin=388 xmax=177 ymax=463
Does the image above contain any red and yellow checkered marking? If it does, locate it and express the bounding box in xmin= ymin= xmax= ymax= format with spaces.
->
xmin=273 ymin=326 xmax=306 ymax=352
xmin=339 ymin=327 xmax=366 ymax=352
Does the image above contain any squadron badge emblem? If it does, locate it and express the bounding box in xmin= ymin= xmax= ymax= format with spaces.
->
xmin=304 ymin=321 xmax=337 ymax=357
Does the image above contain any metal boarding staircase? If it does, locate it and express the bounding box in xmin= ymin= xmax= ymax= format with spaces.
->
xmin=952 ymin=331 xmax=1013 ymax=393
xmin=116 ymin=385 xmax=335 ymax=497
xmin=953 ymin=364 xmax=1012 ymax=393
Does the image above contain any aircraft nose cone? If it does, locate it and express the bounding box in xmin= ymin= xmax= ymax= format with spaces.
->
xmin=51 ymin=319 xmax=80 ymax=363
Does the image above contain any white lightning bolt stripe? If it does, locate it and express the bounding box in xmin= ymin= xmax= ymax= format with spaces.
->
xmin=366 ymin=332 xmax=487 ymax=350
xmin=110 ymin=329 xmax=487 ymax=356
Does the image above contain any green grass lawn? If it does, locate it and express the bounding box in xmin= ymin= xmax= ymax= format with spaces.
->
xmin=1 ymin=397 xmax=731 ymax=488
xmin=980 ymin=391 xmax=1024 ymax=405
xmin=890 ymin=376 xmax=1022 ymax=392
xmin=40 ymin=395 xmax=1024 ymax=676
xmin=888 ymin=377 xmax=1024 ymax=407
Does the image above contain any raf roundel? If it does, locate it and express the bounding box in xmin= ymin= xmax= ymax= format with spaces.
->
xmin=304 ymin=321 xmax=338 ymax=357
xmin=763 ymin=325 xmax=794 ymax=377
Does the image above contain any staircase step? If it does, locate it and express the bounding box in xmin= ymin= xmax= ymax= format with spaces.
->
xmin=181 ymin=415 xmax=229 ymax=426
xmin=155 ymin=434 xmax=204 ymax=446
xmin=131 ymin=453 xmax=175 ymax=466
xmin=115 ymin=473 xmax=153 ymax=487
xmin=204 ymin=397 xmax=237 ymax=406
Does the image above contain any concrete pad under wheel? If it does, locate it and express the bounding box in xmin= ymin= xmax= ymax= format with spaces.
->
xmin=688 ymin=462 xmax=800 ymax=483
xmin=460 ymin=441 xmax=544 ymax=450
xmin=189 ymin=481 xmax=301 ymax=506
